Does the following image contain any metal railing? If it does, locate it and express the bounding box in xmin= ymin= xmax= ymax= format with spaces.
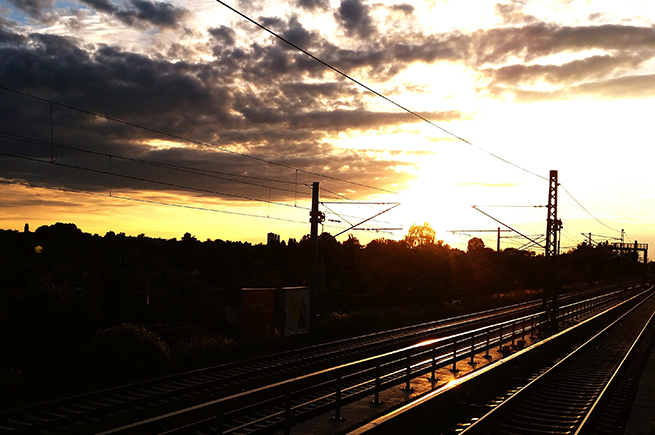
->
xmin=100 ymin=288 xmax=627 ymax=435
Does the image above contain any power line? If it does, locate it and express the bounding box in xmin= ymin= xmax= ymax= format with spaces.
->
xmin=0 ymin=143 xmax=394 ymax=230
xmin=559 ymin=184 xmax=620 ymax=232
xmin=473 ymin=205 xmax=546 ymax=208
xmin=0 ymin=130 xmax=309 ymax=197
xmin=0 ymin=179 xmax=308 ymax=225
xmin=0 ymin=33 xmax=622 ymax=238
xmin=319 ymin=185 xmax=354 ymax=201
xmin=472 ymin=205 xmax=545 ymax=249
xmin=320 ymin=202 xmax=352 ymax=227
xmin=0 ymin=85 xmax=402 ymax=195
xmin=213 ymin=1 xmax=627 ymax=240
xmin=0 ymin=151 xmax=308 ymax=210
xmin=561 ymin=227 xmax=580 ymax=244
xmin=1 ymin=144 xmax=399 ymax=233
xmin=212 ymin=0 xmax=548 ymax=182
xmin=1 ymin=98 xmax=405 ymax=229
xmin=320 ymin=203 xmax=401 ymax=243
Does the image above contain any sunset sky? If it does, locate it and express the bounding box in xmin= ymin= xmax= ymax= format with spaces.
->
xmin=1 ymin=0 xmax=653 ymax=251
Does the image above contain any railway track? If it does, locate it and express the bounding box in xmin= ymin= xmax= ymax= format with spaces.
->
xmin=94 ymin=288 xmax=625 ymax=435
xmin=0 ymin=295 xmax=547 ymax=434
xmin=459 ymin=286 xmax=655 ymax=435
xmin=0 ymin=284 xmax=632 ymax=434
xmin=349 ymin=285 xmax=655 ymax=435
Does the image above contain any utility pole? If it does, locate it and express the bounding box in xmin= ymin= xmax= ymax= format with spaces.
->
xmin=497 ymin=227 xmax=501 ymax=294
xmin=309 ymin=182 xmax=325 ymax=334
xmin=544 ymin=170 xmax=562 ymax=331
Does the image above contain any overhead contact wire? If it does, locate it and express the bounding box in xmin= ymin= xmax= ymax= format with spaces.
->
xmin=213 ymin=1 xmax=548 ymax=182
xmin=560 ymin=184 xmax=620 ymax=232
xmin=0 ymin=130 xmax=307 ymax=197
xmin=0 ymin=152 xmax=309 ymax=210
xmin=0 ymin=179 xmax=307 ymax=225
xmin=0 ymin=85 xmax=400 ymax=195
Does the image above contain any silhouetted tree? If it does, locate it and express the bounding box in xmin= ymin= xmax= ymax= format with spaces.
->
xmin=0 ymin=222 xmax=640 ymax=399
xmin=403 ymin=222 xmax=436 ymax=248
xmin=467 ymin=237 xmax=486 ymax=253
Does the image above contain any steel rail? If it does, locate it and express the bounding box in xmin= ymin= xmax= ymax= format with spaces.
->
xmin=0 ymin=284 xmax=629 ymax=435
xmin=345 ymin=285 xmax=652 ymax=435
xmin=92 ymin=290 xmax=625 ymax=435
xmin=0 ymin=297 xmax=546 ymax=432
xmin=574 ymin=306 xmax=655 ymax=434
xmin=457 ymin=286 xmax=655 ymax=435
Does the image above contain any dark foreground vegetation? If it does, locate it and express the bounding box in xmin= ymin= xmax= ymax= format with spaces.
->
xmin=0 ymin=222 xmax=645 ymax=409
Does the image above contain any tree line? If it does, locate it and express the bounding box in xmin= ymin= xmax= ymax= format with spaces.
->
xmin=0 ymin=222 xmax=644 ymax=405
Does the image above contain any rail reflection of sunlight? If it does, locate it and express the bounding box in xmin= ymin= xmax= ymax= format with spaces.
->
xmin=415 ymin=338 xmax=439 ymax=348
xmin=445 ymin=378 xmax=461 ymax=388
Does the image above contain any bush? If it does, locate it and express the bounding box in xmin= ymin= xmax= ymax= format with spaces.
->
xmin=85 ymin=323 xmax=170 ymax=380
xmin=172 ymin=333 xmax=235 ymax=367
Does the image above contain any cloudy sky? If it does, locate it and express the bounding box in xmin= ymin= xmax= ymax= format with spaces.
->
xmin=1 ymin=0 xmax=653 ymax=250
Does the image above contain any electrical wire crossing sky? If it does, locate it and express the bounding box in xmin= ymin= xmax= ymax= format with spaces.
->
xmin=0 ymin=0 xmax=654 ymax=249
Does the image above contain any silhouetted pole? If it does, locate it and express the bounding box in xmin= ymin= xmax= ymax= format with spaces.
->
xmin=309 ymin=182 xmax=323 ymax=334
xmin=644 ymin=244 xmax=649 ymax=284
xmin=544 ymin=170 xmax=561 ymax=331
xmin=635 ymin=240 xmax=640 ymax=286
xmin=497 ymin=227 xmax=501 ymax=294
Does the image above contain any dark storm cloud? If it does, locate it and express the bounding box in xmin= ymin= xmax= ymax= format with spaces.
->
xmin=0 ymin=18 xmax=27 ymax=44
xmin=207 ymin=14 xmax=655 ymax=103
xmin=80 ymin=0 xmax=116 ymax=14
xmin=79 ymin=0 xmax=188 ymax=29
xmin=0 ymin=34 xmax=229 ymax=133
xmin=127 ymin=0 xmax=187 ymax=28
xmin=205 ymin=13 xmax=461 ymax=82
xmin=0 ymin=27 xmax=421 ymax=201
xmin=209 ymin=26 xmax=237 ymax=46
xmin=281 ymin=16 xmax=318 ymax=48
xmin=335 ymin=0 xmax=376 ymax=38
xmin=3 ymin=1 xmax=655 ymax=203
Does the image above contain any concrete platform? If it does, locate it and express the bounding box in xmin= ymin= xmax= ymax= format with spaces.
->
xmin=276 ymin=333 xmax=537 ymax=435
xmin=278 ymin=310 xmax=655 ymax=435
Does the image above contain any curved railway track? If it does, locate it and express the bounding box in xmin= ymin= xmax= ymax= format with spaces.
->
xmin=459 ymin=286 xmax=655 ymax=435
xmin=0 ymin=283 xmax=633 ymax=435
xmin=0 ymin=295 xmax=547 ymax=434
xmin=349 ymin=285 xmax=655 ymax=435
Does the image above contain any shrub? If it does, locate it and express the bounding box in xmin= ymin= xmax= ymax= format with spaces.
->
xmin=172 ymin=333 xmax=235 ymax=367
xmin=86 ymin=323 xmax=170 ymax=380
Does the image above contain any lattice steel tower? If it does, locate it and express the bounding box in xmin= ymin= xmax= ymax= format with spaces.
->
xmin=544 ymin=170 xmax=562 ymax=330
